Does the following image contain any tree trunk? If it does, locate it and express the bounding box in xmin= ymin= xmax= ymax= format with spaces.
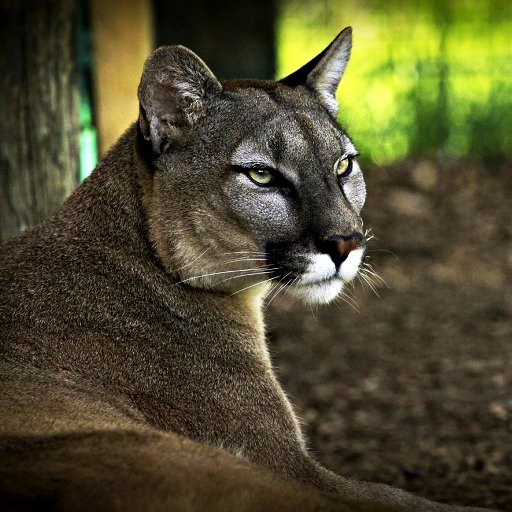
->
xmin=0 ymin=0 xmax=79 ymax=242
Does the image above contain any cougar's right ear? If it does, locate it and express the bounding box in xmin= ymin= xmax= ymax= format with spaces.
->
xmin=280 ymin=27 xmax=352 ymax=117
xmin=138 ymin=46 xmax=222 ymax=154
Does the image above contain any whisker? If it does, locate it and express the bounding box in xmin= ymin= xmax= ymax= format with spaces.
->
xmin=171 ymin=247 xmax=211 ymax=274
xmin=338 ymin=287 xmax=359 ymax=310
xmin=334 ymin=295 xmax=357 ymax=314
xmin=217 ymin=269 xmax=276 ymax=285
xmin=221 ymin=251 xmax=267 ymax=257
xmin=364 ymin=227 xmax=379 ymax=242
xmin=361 ymin=264 xmax=388 ymax=288
xmin=266 ymin=282 xmax=286 ymax=307
xmin=309 ymin=301 xmax=318 ymax=320
xmin=290 ymin=277 xmax=302 ymax=306
xmin=362 ymin=260 xmax=387 ymax=280
xmin=177 ymin=267 xmax=277 ymax=285
xmin=223 ymin=274 xmax=282 ymax=300
xmin=366 ymin=248 xmax=398 ymax=259
xmin=281 ymin=275 xmax=299 ymax=303
xmin=358 ymin=271 xmax=380 ymax=297
xmin=221 ymin=258 xmax=268 ymax=265
xmin=264 ymin=272 xmax=293 ymax=309
xmin=264 ymin=281 xmax=283 ymax=309
xmin=355 ymin=274 xmax=365 ymax=294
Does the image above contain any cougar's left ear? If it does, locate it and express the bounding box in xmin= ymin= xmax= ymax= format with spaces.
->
xmin=138 ymin=46 xmax=222 ymax=154
xmin=280 ymin=27 xmax=352 ymax=117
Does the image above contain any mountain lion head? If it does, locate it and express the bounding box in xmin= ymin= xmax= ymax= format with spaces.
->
xmin=138 ymin=28 xmax=366 ymax=304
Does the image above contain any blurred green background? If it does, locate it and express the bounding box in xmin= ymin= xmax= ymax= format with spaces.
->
xmin=277 ymin=0 xmax=512 ymax=165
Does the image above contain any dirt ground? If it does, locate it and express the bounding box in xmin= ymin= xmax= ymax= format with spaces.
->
xmin=268 ymin=158 xmax=512 ymax=510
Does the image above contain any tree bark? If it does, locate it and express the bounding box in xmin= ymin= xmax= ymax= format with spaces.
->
xmin=0 ymin=0 xmax=79 ymax=242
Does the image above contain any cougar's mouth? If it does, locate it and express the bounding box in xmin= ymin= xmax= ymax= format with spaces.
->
xmin=288 ymin=275 xmax=344 ymax=304
xmin=298 ymin=248 xmax=364 ymax=285
xmin=276 ymin=248 xmax=365 ymax=304
xmin=262 ymin=239 xmax=366 ymax=304
xmin=296 ymin=275 xmax=339 ymax=287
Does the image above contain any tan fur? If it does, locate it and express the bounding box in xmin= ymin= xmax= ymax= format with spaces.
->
xmin=0 ymin=29 xmax=493 ymax=511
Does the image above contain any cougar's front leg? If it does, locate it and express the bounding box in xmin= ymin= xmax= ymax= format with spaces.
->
xmin=286 ymin=452 xmax=492 ymax=512
xmin=219 ymin=377 xmax=492 ymax=512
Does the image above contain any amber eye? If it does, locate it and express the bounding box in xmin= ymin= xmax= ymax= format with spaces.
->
xmin=247 ymin=168 xmax=274 ymax=186
xmin=336 ymin=157 xmax=353 ymax=179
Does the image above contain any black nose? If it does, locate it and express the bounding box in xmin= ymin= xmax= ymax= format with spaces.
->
xmin=315 ymin=232 xmax=363 ymax=268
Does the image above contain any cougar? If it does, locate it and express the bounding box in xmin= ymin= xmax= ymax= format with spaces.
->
xmin=0 ymin=28 xmax=490 ymax=511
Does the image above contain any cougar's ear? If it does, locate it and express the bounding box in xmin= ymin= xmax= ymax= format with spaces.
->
xmin=138 ymin=46 xmax=222 ymax=154
xmin=280 ymin=27 xmax=352 ymax=117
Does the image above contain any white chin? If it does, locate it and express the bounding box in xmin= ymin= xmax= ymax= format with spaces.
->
xmin=288 ymin=278 xmax=344 ymax=304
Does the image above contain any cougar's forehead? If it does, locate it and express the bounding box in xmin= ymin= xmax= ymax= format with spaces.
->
xmin=227 ymin=88 xmax=351 ymax=176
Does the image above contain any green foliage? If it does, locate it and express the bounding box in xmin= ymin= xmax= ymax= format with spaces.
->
xmin=277 ymin=0 xmax=512 ymax=164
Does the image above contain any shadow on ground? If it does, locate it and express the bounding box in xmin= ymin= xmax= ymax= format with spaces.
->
xmin=269 ymin=159 xmax=512 ymax=510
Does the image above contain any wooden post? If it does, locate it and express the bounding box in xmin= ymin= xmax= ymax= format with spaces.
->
xmin=0 ymin=0 xmax=80 ymax=242
xmin=90 ymin=0 xmax=153 ymax=155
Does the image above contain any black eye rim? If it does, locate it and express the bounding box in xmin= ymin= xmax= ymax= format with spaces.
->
xmin=336 ymin=157 xmax=354 ymax=180
xmin=232 ymin=164 xmax=288 ymax=189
